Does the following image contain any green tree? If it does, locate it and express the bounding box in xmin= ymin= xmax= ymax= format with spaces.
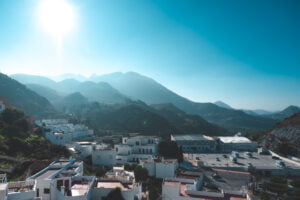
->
xmin=105 ymin=187 xmax=125 ymax=200
xmin=124 ymin=163 xmax=138 ymax=171
xmin=1 ymin=109 xmax=24 ymax=124
xmin=134 ymin=165 xmax=148 ymax=182
xmin=158 ymin=139 xmax=183 ymax=162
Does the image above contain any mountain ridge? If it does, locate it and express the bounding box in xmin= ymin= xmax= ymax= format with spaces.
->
xmin=10 ymin=72 xmax=288 ymax=133
xmin=0 ymin=73 xmax=56 ymax=117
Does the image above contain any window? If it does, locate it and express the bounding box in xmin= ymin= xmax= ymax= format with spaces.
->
xmin=37 ymin=189 xmax=39 ymax=197
xmin=57 ymin=180 xmax=63 ymax=190
xmin=64 ymin=180 xmax=69 ymax=188
xmin=44 ymin=188 xmax=50 ymax=194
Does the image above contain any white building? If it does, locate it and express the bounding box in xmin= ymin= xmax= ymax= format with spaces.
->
xmin=1 ymin=159 xmax=97 ymax=200
xmin=162 ymin=170 xmax=204 ymax=200
xmin=0 ymin=174 xmax=7 ymax=200
xmin=92 ymin=146 xmax=117 ymax=166
xmin=218 ymin=136 xmax=258 ymax=152
xmin=161 ymin=170 xmax=246 ymax=200
xmin=115 ymin=136 xmax=160 ymax=164
xmin=26 ymin=158 xmax=95 ymax=200
xmin=0 ymin=100 xmax=6 ymax=113
xmin=171 ymin=134 xmax=216 ymax=153
xmin=36 ymin=119 xmax=94 ymax=145
xmin=139 ymin=157 xmax=178 ymax=179
xmin=73 ymin=141 xmax=96 ymax=159
xmin=92 ymin=166 xmax=142 ymax=200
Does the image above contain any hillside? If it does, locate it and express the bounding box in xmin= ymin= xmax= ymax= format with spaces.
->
xmin=72 ymin=81 xmax=129 ymax=104
xmin=55 ymin=92 xmax=89 ymax=113
xmin=254 ymin=112 xmax=300 ymax=157
xmin=26 ymin=83 xmax=64 ymax=103
xmin=0 ymin=108 xmax=69 ymax=179
xmin=66 ymin=101 xmax=229 ymax=137
xmin=67 ymin=102 xmax=181 ymax=136
xmin=0 ymin=73 xmax=56 ymax=117
xmin=191 ymin=102 xmax=277 ymax=133
xmin=151 ymin=103 xmax=230 ymax=136
xmin=90 ymin=72 xmax=277 ymax=133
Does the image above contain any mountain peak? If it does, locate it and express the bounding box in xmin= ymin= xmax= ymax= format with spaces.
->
xmin=214 ymin=101 xmax=233 ymax=110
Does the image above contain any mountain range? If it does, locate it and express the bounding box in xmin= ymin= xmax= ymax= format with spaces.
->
xmin=214 ymin=100 xmax=300 ymax=121
xmin=1 ymin=73 xmax=227 ymax=137
xmin=7 ymin=72 xmax=299 ymax=133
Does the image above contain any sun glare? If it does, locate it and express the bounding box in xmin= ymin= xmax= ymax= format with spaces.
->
xmin=37 ymin=0 xmax=75 ymax=54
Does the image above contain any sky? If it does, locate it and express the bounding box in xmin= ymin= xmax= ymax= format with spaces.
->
xmin=0 ymin=0 xmax=299 ymax=110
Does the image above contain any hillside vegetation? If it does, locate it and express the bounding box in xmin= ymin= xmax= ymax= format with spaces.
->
xmin=65 ymin=101 xmax=229 ymax=137
xmin=0 ymin=73 xmax=56 ymax=117
xmin=0 ymin=108 xmax=69 ymax=159
xmin=151 ymin=103 xmax=229 ymax=135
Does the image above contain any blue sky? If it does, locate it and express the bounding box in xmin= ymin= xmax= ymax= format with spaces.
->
xmin=0 ymin=0 xmax=299 ymax=110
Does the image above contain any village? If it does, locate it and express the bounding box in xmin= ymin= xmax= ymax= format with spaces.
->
xmin=1 ymin=118 xmax=300 ymax=200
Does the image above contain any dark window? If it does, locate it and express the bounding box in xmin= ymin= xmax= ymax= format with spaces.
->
xmin=57 ymin=180 xmax=63 ymax=190
xmin=44 ymin=188 xmax=50 ymax=194
xmin=37 ymin=189 xmax=39 ymax=197
xmin=65 ymin=180 xmax=69 ymax=188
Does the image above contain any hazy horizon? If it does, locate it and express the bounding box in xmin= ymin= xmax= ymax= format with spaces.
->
xmin=1 ymin=0 xmax=299 ymax=110
xmin=6 ymin=71 xmax=297 ymax=112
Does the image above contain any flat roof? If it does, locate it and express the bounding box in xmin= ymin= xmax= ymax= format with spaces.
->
xmin=97 ymin=182 xmax=133 ymax=191
xmin=218 ymin=136 xmax=252 ymax=143
xmin=71 ymin=184 xmax=90 ymax=196
xmin=186 ymin=153 xmax=300 ymax=170
xmin=54 ymin=160 xmax=71 ymax=165
xmin=172 ymin=134 xmax=212 ymax=141
xmin=164 ymin=181 xmax=180 ymax=186
xmin=0 ymin=183 xmax=7 ymax=190
xmin=36 ymin=169 xmax=60 ymax=180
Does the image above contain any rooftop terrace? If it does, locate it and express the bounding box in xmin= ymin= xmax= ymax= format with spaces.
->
xmin=186 ymin=153 xmax=300 ymax=170
xmin=218 ymin=136 xmax=253 ymax=143
xmin=96 ymin=181 xmax=134 ymax=191
xmin=172 ymin=134 xmax=213 ymax=141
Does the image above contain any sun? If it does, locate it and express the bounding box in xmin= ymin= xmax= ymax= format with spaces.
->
xmin=37 ymin=0 xmax=76 ymax=54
